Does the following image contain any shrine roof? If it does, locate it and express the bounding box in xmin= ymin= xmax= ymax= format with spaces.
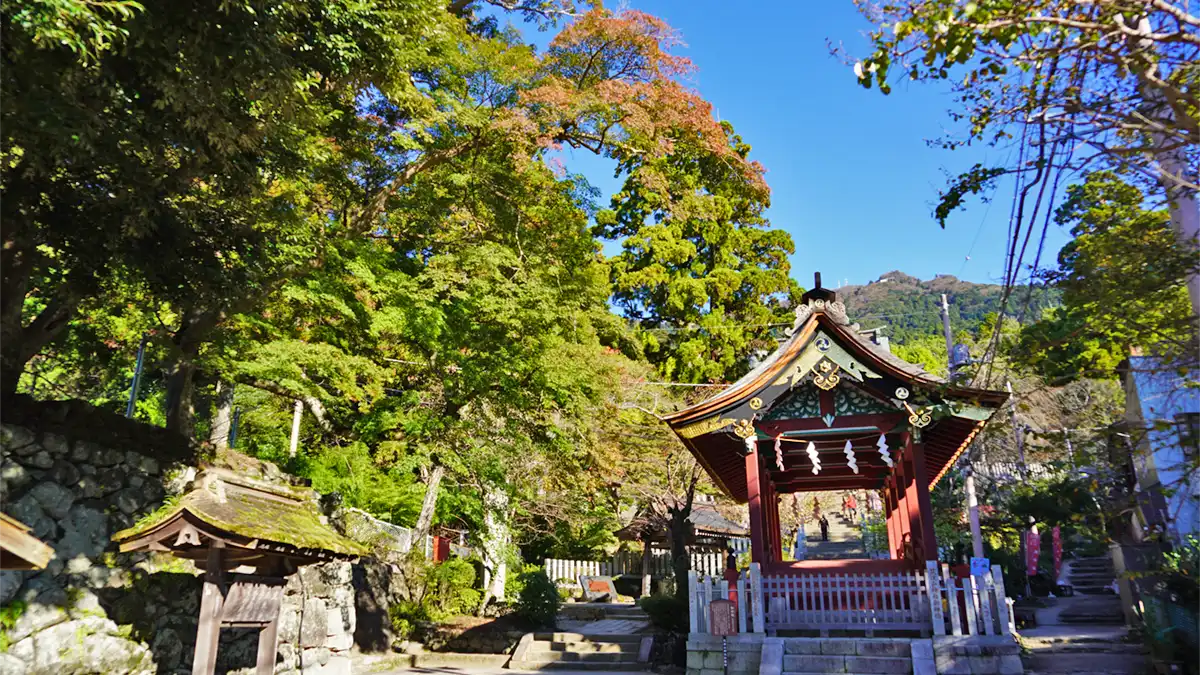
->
xmin=615 ymin=503 xmax=747 ymax=544
xmin=663 ymin=285 xmax=1008 ymax=502
xmin=114 ymin=469 xmax=366 ymax=559
xmin=0 ymin=512 xmax=54 ymax=570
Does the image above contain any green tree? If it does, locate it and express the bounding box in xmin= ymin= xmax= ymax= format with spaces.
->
xmin=597 ymin=121 xmax=800 ymax=383
xmin=1018 ymin=172 xmax=1196 ymax=381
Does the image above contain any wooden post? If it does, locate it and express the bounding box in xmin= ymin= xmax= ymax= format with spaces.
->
xmin=256 ymin=603 xmax=280 ymax=675
xmin=943 ymin=564 xmax=963 ymax=636
xmin=910 ymin=442 xmax=938 ymax=562
xmin=688 ymin=570 xmax=699 ymax=634
xmin=192 ymin=543 xmax=226 ymax=675
xmin=746 ymin=445 xmax=765 ymax=564
xmin=641 ymin=539 xmax=653 ymax=597
xmin=991 ymin=565 xmax=1011 ymax=636
xmin=925 ymin=560 xmax=945 ymax=636
xmin=749 ymin=562 xmax=765 ymax=634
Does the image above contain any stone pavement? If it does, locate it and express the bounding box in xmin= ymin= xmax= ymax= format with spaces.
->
xmin=374 ymin=662 xmax=643 ymax=667
xmin=554 ymin=618 xmax=648 ymax=634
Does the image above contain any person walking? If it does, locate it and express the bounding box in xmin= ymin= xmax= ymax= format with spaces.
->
xmin=847 ymin=493 xmax=858 ymax=522
xmin=819 ymin=514 xmax=830 ymax=542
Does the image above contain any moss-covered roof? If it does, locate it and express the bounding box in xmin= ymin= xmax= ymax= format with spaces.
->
xmin=114 ymin=470 xmax=366 ymax=558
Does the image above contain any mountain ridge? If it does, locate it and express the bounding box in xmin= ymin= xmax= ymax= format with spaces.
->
xmin=833 ymin=271 xmax=1059 ymax=345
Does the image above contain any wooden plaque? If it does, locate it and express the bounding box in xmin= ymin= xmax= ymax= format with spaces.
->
xmin=222 ymin=575 xmax=285 ymax=626
xmin=579 ymin=575 xmax=617 ymax=602
xmin=708 ymin=599 xmax=737 ymax=636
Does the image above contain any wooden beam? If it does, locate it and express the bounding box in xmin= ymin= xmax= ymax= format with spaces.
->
xmin=895 ymin=436 xmax=913 ymax=560
xmin=758 ymin=414 xmax=904 ymax=435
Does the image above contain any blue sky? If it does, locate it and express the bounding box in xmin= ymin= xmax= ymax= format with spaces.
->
xmin=527 ymin=2 xmax=1074 ymax=288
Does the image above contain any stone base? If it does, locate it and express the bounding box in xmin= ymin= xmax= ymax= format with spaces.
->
xmin=686 ymin=634 xmax=764 ymax=675
xmin=932 ymin=636 xmax=1022 ymax=674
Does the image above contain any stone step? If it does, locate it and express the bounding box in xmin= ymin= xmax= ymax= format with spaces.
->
xmin=1073 ymin=585 xmax=1116 ymax=595
xmin=517 ymin=649 xmax=639 ymax=663
xmin=512 ymin=659 xmax=649 ymax=671
xmin=782 ymin=638 xmax=910 ymax=658
xmin=1021 ymin=652 xmax=1148 ymax=673
xmin=533 ymin=632 xmax=645 ymax=644
xmin=529 ymin=641 xmax=639 ymax=654
xmin=783 ymin=654 xmax=912 ymax=674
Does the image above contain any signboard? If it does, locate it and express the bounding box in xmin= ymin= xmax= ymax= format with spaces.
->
xmin=969 ymin=557 xmax=990 ymax=577
xmin=708 ymin=599 xmax=737 ymax=636
xmin=578 ymin=575 xmax=617 ymax=602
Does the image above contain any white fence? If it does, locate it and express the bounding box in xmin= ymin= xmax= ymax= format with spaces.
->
xmin=687 ymin=561 xmax=1014 ymax=637
xmin=544 ymin=549 xmax=726 ymax=586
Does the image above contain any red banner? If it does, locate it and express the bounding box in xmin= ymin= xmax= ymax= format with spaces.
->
xmin=1026 ymin=529 xmax=1041 ymax=575
xmin=1052 ymin=526 xmax=1063 ymax=580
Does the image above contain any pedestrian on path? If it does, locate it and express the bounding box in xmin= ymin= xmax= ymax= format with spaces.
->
xmin=819 ymin=515 xmax=829 ymax=541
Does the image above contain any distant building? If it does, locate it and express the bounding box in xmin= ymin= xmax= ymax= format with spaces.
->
xmin=1120 ymin=352 xmax=1200 ymax=543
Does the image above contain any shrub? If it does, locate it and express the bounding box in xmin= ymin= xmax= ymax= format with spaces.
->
xmin=428 ymin=558 xmax=481 ymax=616
xmin=389 ymin=600 xmax=433 ymax=640
xmin=515 ymin=568 xmax=559 ymax=628
xmin=638 ymin=593 xmax=686 ymax=633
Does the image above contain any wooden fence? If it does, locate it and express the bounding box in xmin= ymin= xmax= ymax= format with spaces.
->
xmin=544 ymin=550 xmax=726 ymax=586
xmin=762 ymin=568 xmax=931 ymax=633
xmin=686 ymin=560 xmax=1015 ymax=637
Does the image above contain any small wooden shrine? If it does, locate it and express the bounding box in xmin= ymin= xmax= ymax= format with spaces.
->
xmin=665 ymin=275 xmax=1008 ymax=575
xmin=114 ymin=469 xmax=366 ymax=675
xmin=0 ymin=512 xmax=54 ymax=570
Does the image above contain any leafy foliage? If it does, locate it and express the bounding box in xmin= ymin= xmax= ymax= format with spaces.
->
xmin=1018 ymin=172 xmax=1197 ymax=381
xmin=514 ymin=568 xmax=560 ymax=627
xmin=637 ymin=593 xmax=687 ymax=633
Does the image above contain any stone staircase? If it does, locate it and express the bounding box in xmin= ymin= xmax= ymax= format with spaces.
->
xmin=780 ymin=637 xmax=913 ymax=674
xmin=803 ymin=514 xmax=865 ymax=560
xmin=508 ymin=632 xmax=652 ymax=671
xmin=1058 ymin=556 xmax=1124 ymax=625
xmin=1020 ymin=634 xmax=1149 ymax=674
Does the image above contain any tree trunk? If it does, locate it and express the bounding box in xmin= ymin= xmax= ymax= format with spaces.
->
xmin=412 ymin=464 xmax=445 ymax=543
xmin=669 ymin=507 xmax=691 ymax=605
xmin=0 ymin=292 xmax=80 ymax=396
xmin=164 ymin=359 xmax=197 ymax=437
xmin=208 ymin=381 xmax=234 ymax=449
xmin=477 ymin=483 xmax=511 ymax=614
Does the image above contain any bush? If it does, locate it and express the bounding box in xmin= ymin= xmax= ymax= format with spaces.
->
xmin=515 ymin=568 xmax=559 ymax=627
xmin=428 ymin=558 xmax=481 ymax=616
xmin=638 ymin=593 xmax=687 ymax=633
xmin=389 ymin=599 xmax=433 ymax=640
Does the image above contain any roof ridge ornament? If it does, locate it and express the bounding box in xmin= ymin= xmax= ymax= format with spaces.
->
xmin=793 ymin=272 xmax=850 ymax=328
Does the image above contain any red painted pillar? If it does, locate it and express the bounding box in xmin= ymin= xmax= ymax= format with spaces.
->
xmin=746 ymin=443 xmax=765 ymax=564
xmin=895 ymin=434 xmax=913 ymax=560
xmin=911 ymin=441 xmax=938 ymax=562
xmin=763 ymin=472 xmax=779 ymax=563
xmin=884 ymin=478 xmax=900 ymax=559
xmin=902 ymin=433 xmax=924 ymax=561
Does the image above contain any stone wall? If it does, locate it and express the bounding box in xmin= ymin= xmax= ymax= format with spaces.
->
xmin=685 ymin=634 xmax=763 ymax=675
xmin=0 ymin=400 xmax=364 ymax=675
xmin=1 ymin=420 xmax=184 ymax=675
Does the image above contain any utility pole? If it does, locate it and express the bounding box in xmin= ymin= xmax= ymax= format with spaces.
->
xmin=289 ymin=400 xmax=303 ymax=457
xmin=124 ymin=335 xmax=148 ymax=418
xmin=944 ymin=294 xmax=985 ymax=559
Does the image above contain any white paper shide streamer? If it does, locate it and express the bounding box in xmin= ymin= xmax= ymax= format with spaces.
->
xmin=806 ymin=441 xmax=821 ymax=475
xmin=877 ymin=433 xmax=893 ymax=468
xmin=843 ymin=439 xmax=858 ymax=474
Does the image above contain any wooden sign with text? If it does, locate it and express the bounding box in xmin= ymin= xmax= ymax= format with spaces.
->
xmin=708 ymin=599 xmax=737 ymax=636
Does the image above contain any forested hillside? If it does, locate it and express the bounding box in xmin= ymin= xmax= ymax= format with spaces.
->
xmin=838 ymin=271 xmax=1060 ymax=345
